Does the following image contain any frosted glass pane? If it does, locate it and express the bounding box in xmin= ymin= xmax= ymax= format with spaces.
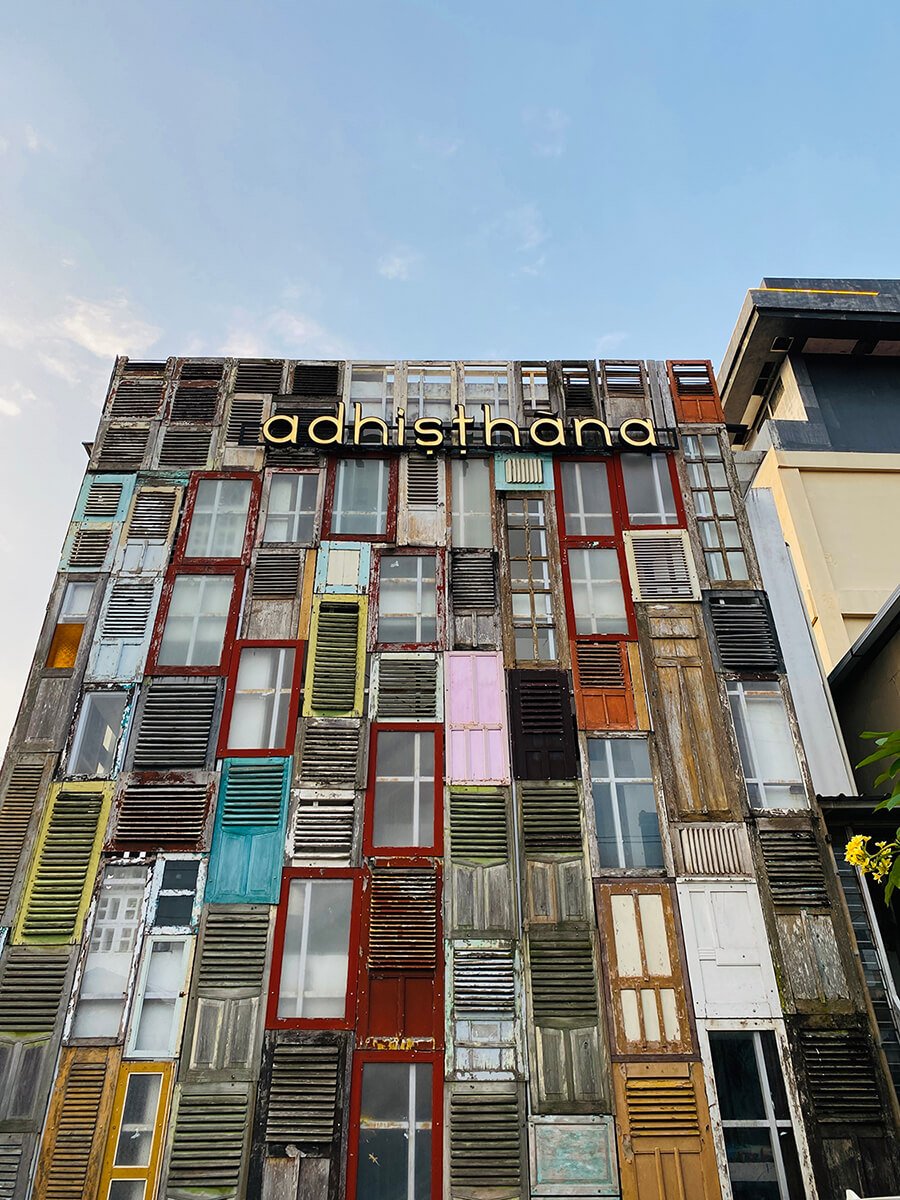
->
xmin=279 ymin=879 xmax=352 ymax=1018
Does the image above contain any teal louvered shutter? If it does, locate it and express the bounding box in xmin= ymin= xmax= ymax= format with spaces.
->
xmin=206 ymin=759 xmax=290 ymax=903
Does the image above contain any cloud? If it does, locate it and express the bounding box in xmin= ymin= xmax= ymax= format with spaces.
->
xmin=58 ymin=296 xmax=162 ymax=358
xmin=377 ymin=249 xmax=421 ymax=282
xmin=499 ymin=204 xmax=548 ymax=253
xmin=24 ymin=125 xmax=51 ymax=153
xmin=218 ymin=308 xmax=347 ymax=358
xmin=524 ymin=107 xmax=570 ymax=157
xmin=597 ymin=332 xmax=628 ymax=354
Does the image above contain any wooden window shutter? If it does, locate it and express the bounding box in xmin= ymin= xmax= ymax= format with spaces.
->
xmin=520 ymin=782 xmax=588 ymax=928
xmin=0 ymin=756 xmax=49 ymax=914
xmin=367 ymin=870 xmax=438 ymax=971
xmin=165 ymin=1081 xmax=251 ymax=1198
xmin=445 ymin=653 xmax=510 ymax=785
xmin=33 ymin=1047 xmax=118 ymax=1200
xmin=15 ymin=786 xmax=110 ymax=944
xmin=675 ymin=823 xmax=751 ymax=875
xmin=447 ymin=788 xmax=514 ymax=936
xmin=561 ymin=363 xmax=596 ymax=417
xmin=406 ymin=455 xmax=441 ymax=506
xmin=371 ymin=653 xmax=440 ymax=720
xmin=453 ymin=943 xmax=516 ymax=1013
xmin=572 ymin=640 xmax=638 ymax=731
xmin=666 ymin=360 xmax=724 ymax=423
xmin=131 ymin=680 xmax=218 ymax=769
xmin=707 ymin=592 xmax=781 ymax=672
xmin=179 ymin=361 xmax=224 ymax=382
xmin=624 ymin=531 xmax=700 ymax=602
xmin=292 ymin=798 xmax=355 ymax=863
xmin=450 ymin=550 xmax=499 ymax=610
xmin=126 ymin=488 xmax=178 ymax=540
xmin=449 ymin=1085 xmax=523 ymax=1193
xmin=66 ymin=526 xmax=113 ymax=570
xmin=520 ymin=782 xmax=582 ymax=855
xmin=290 ymin=362 xmax=340 ymax=396
xmin=83 ymin=478 xmax=125 ymax=519
xmin=96 ymin=426 xmax=150 ymax=470
xmin=759 ymin=827 xmax=829 ymax=909
xmin=449 ymin=788 xmax=509 ymax=860
xmin=196 ymin=908 xmax=270 ymax=994
xmin=251 ymin=551 xmax=302 ymax=599
xmin=600 ymin=360 xmax=648 ymax=404
xmin=112 ymin=775 xmax=212 ymax=849
xmin=304 ymin=597 xmax=366 ymax=717
xmin=227 ymin=397 xmax=265 ymax=445
xmin=797 ymin=1027 xmax=884 ymax=1123
xmin=0 ymin=1136 xmax=25 ymax=1197
xmin=0 ymin=947 xmax=69 ymax=1033
xmin=157 ymin=427 xmax=213 ymax=469
xmin=170 ymin=385 xmax=220 ymax=423
xmin=206 ymin=759 xmax=290 ymax=904
xmin=264 ymin=1042 xmax=340 ymax=1147
xmin=100 ymin=579 xmax=155 ymax=639
xmin=234 ymin=359 xmax=284 ymax=394
xmin=297 ymin=720 xmax=361 ymax=788
xmin=109 ymin=374 xmax=165 ymax=418
xmin=529 ymin=933 xmax=597 ymax=1021
xmin=508 ymin=670 xmax=577 ymax=780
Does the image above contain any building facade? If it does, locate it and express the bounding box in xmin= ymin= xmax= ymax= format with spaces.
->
xmin=0 ymin=355 xmax=897 ymax=1200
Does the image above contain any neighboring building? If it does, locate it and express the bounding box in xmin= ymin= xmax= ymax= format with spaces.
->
xmin=0 ymin=355 xmax=896 ymax=1200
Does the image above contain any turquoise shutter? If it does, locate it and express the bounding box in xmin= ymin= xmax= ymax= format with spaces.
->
xmin=206 ymin=759 xmax=290 ymax=903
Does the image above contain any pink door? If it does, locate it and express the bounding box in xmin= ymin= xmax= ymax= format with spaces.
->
xmin=445 ymin=652 xmax=510 ymax=783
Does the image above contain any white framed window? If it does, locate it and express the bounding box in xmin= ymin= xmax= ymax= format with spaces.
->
xmin=373 ymin=731 xmax=435 ymax=849
xmin=621 ymin=454 xmax=678 ymax=525
xmin=157 ymin=574 xmax=234 ymax=667
xmin=71 ymin=865 xmax=147 ymax=1039
xmin=560 ymin=460 xmax=614 ymax=537
xmin=332 ymin=459 xmax=388 ymax=536
xmin=277 ymin=877 xmax=353 ymax=1019
xmin=589 ymin=738 xmax=662 ymax=869
xmin=567 ymin=548 xmax=628 ymax=635
xmin=149 ymin=856 xmax=204 ymax=931
xmin=405 ymin=364 xmax=453 ymax=423
xmin=185 ymin=478 xmax=252 ymax=558
xmin=126 ymin=935 xmax=193 ymax=1058
xmin=68 ymin=690 xmax=129 ymax=777
xmin=378 ymin=555 xmax=437 ymax=645
xmin=684 ymin=433 xmax=748 ymax=581
xmin=224 ymin=646 xmax=296 ymax=749
xmin=356 ymin=1062 xmax=433 ymax=1199
xmin=505 ymin=498 xmax=557 ymax=661
xmin=520 ymin=364 xmax=552 ymax=414
xmin=263 ymin=472 xmax=319 ymax=543
xmin=462 ymin=365 xmax=511 ymax=418
xmin=349 ymin=364 xmax=395 ymax=424
xmin=451 ymin=458 xmax=492 ymax=548
xmin=727 ymin=681 xmax=805 ymax=809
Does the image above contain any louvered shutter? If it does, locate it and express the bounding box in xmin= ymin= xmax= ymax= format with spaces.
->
xmin=15 ymin=786 xmax=110 ymax=944
xmin=450 ymin=551 xmax=499 ymax=610
xmin=367 ymin=870 xmax=438 ymax=971
xmin=90 ymin=577 xmax=160 ymax=680
xmin=371 ymin=653 xmax=441 ymax=720
xmin=508 ymin=670 xmax=577 ymax=780
xmin=130 ymin=680 xmax=218 ymax=769
xmin=445 ymin=653 xmax=510 ymax=785
xmin=179 ymin=361 xmax=224 ymax=383
xmin=290 ymin=362 xmax=340 ymax=396
xmin=126 ymin=488 xmax=179 ymax=541
xmin=0 ymin=947 xmax=69 ymax=1033
xmin=109 ymin=373 xmax=166 ymax=418
xmin=571 ymin=640 xmax=637 ymax=730
xmin=170 ymin=381 xmax=220 ymax=422
xmin=206 ymin=759 xmax=290 ymax=903
xmin=65 ymin=526 xmax=113 ymax=571
xmin=796 ymin=1027 xmax=883 ymax=1123
xmin=112 ymin=775 xmax=212 ymax=849
xmin=95 ymin=426 xmax=151 ymax=470
xmin=406 ymin=455 xmax=441 ymax=506
xmin=264 ymin=1042 xmax=341 ymax=1147
xmin=496 ymin=455 xmax=551 ymax=488
xmin=303 ymin=597 xmax=366 ymax=717
xmin=226 ymin=397 xmax=265 ymax=445
xmin=666 ymin=360 xmax=724 ymax=423
xmin=449 ymin=1085 xmax=523 ymax=1194
xmin=0 ymin=756 xmax=49 ymax=915
xmin=196 ymin=908 xmax=270 ymax=993
xmin=529 ymin=934 xmax=597 ymax=1021
xmin=234 ymin=359 xmax=284 ymax=394
xmin=674 ymin=823 xmax=751 ymax=875
xmin=759 ymin=827 xmax=829 ymax=908
xmin=292 ymin=798 xmax=355 ymax=863
xmin=561 ymin=363 xmax=597 ymax=418
xmin=452 ymin=943 xmax=515 ymax=1014
xmin=33 ymin=1047 xmax=117 ymax=1200
xmin=519 ymin=781 xmax=587 ymax=928
xmin=600 ymin=359 xmax=648 ymax=404
xmin=624 ymin=531 xmax=700 ymax=601
xmin=165 ymin=1081 xmax=251 ymax=1199
xmin=707 ymin=592 xmax=781 ymax=672
xmin=0 ymin=1136 xmax=24 ymax=1199
xmin=251 ymin=551 xmax=302 ymax=599
xmin=447 ymin=788 xmax=514 ymax=935
xmin=520 ymin=782 xmax=582 ymax=856
xmin=157 ymin=427 xmax=213 ymax=469
xmin=297 ymin=720 xmax=361 ymax=789
xmin=82 ymin=477 xmax=126 ymax=519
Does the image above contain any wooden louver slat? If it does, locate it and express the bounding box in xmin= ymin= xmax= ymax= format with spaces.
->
xmin=114 ymin=777 xmax=209 ymax=847
xmin=0 ymin=1138 xmax=23 ymax=1198
xmin=626 ymin=531 xmax=699 ymax=601
xmin=83 ymin=480 xmax=124 ymax=518
xmin=40 ymin=1054 xmax=110 ymax=1200
xmin=167 ymin=1082 xmax=250 ymax=1196
xmin=293 ymin=801 xmax=355 ymax=861
xmin=170 ymin=386 xmax=218 ymax=422
xmin=561 ymin=365 xmax=595 ymax=416
xmin=309 ymin=601 xmax=361 ymax=714
xmin=708 ymin=593 xmax=781 ymax=672
xmin=0 ymin=760 xmax=45 ymax=912
xmin=759 ymin=828 xmax=829 ymax=908
xmin=234 ymin=359 xmax=284 ymax=394
xmin=265 ymin=1044 xmax=340 ymax=1145
xmin=227 ymin=397 xmax=265 ymax=445
xmin=220 ymin=760 xmax=287 ymax=827
xmin=0 ymin=947 xmax=69 ymax=1032
xmin=406 ymin=456 xmax=440 ymax=506
xmin=18 ymin=790 xmax=104 ymax=941
xmin=367 ymin=870 xmax=438 ymax=970
xmin=508 ymin=671 xmax=577 ymax=781
xmin=109 ymin=376 xmax=165 ymax=418
xmin=374 ymin=655 xmax=438 ymax=719
xmin=624 ymin=1075 xmax=701 ymax=1137
xmin=96 ymin=427 xmax=150 ymax=470
xmin=450 ymin=551 xmax=498 ymax=610
xmin=449 ymin=1088 xmax=522 ymax=1189
xmin=196 ymin=908 xmax=270 ymax=993
xmin=298 ymin=721 xmax=360 ymax=787
xmin=519 ymin=782 xmax=582 ymax=855
xmin=157 ymin=427 xmax=213 ymax=468
xmin=503 ymin=456 xmax=544 ymax=485
xmin=131 ymin=682 xmax=217 ymax=770
xmin=798 ymin=1029 xmax=883 ymax=1122
xmin=180 ymin=361 xmax=224 ymax=382
xmin=668 ymin=360 xmax=716 ymax=399
xmin=529 ymin=935 xmax=597 ymax=1020
xmin=449 ymin=789 xmax=508 ymax=859
xmin=68 ymin=527 xmax=111 ymax=570
xmin=574 ymin=641 xmax=625 ymax=688
xmin=677 ymin=824 xmax=748 ymax=875
xmin=453 ymin=945 xmax=515 ymax=1012
xmin=600 ymin=360 xmax=648 ymax=400
xmin=127 ymin=489 xmax=177 ymax=540
xmin=290 ymin=363 xmax=340 ymax=396
xmin=101 ymin=580 xmax=155 ymax=638
xmin=252 ymin=551 xmax=302 ymax=599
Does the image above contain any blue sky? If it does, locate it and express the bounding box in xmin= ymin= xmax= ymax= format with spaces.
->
xmin=1 ymin=0 xmax=898 ymax=744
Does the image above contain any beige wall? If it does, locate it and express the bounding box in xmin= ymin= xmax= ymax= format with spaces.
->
xmin=752 ymin=451 xmax=900 ymax=671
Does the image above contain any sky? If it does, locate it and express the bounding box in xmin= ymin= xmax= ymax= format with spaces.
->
xmin=1 ymin=0 xmax=899 ymax=748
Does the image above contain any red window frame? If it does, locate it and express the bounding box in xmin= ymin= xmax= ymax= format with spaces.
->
xmin=257 ymin=467 xmax=322 ymax=547
xmin=612 ymin=451 xmax=686 ymax=531
xmin=146 ymin=563 xmax=244 ymax=676
xmin=364 ymin=724 xmax=444 ymax=858
xmin=371 ymin=547 xmax=445 ymax=651
xmin=346 ymin=1050 xmax=443 ymax=1200
xmin=266 ymin=866 xmax=363 ymax=1031
xmin=217 ymin=639 xmax=305 ymax=758
xmin=173 ymin=471 xmax=260 ymax=566
xmin=321 ymin=456 xmax=398 ymax=542
xmin=554 ymin=454 xmax=685 ymax=541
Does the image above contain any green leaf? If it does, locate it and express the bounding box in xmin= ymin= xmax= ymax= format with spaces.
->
xmin=875 ymin=794 xmax=900 ymax=811
xmin=857 ymin=746 xmax=900 ymax=769
xmin=860 ymin=731 xmax=892 ymax=741
xmin=885 ymin=858 xmax=900 ymax=905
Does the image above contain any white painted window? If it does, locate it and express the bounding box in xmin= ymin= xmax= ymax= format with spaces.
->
xmin=621 ymin=454 xmax=677 ymax=525
xmin=451 ymin=458 xmax=492 ymax=547
xmin=727 ymin=681 xmax=806 ymax=809
xmin=560 ymin=460 xmax=614 ymax=537
xmin=126 ymin=935 xmax=193 ymax=1057
xmin=378 ymin=555 xmax=437 ymax=644
xmin=150 ymin=856 xmax=204 ymax=931
xmin=71 ymin=865 xmax=147 ymax=1038
xmin=225 ymin=646 xmax=295 ymax=749
xmin=333 ymin=459 xmax=388 ymax=536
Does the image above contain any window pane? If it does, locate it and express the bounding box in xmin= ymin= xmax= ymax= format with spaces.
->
xmin=155 ymin=860 xmax=200 ymax=927
xmin=710 ymin=1032 xmax=766 ymax=1119
xmin=567 ymin=548 xmax=628 ymax=635
xmin=378 ymin=556 xmax=437 ymax=645
xmin=108 ymin=1183 xmax=147 ymax=1200
xmin=264 ymin=473 xmax=317 ymax=543
xmin=186 ymin=479 xmax=251 ymax=558
xmin=722 ymin=1128 xmax=782 ymax=1200
xmin=226 ymin=647 xmax=295 ymax=748
xmin=747 ymin=689 xmax=802 ymax=781
xmin=621 ymin=454 xmax=677 ymax=524
xmin=278 ymin=879 xmax=353 ymax=1019
xmin=333 ymin=460 xmax=388 ymax=535
xmin=61 ymin=581 xmax=94 ymax=619
xmin=69 ymin=692 xmax=128 ymax=776
xmin=560 ymin=461 xmax=614 ymax=537
xmin=374 ymin=732 xmax=435 ymax=847
xmin=589 ymin=739 xmax=661 ymax=869
xmin=114 ymin=1072 xmax=162 ymax=1166
xmin=157 ymin=575 xmax=233 ymax=667
xmin=451 ymin=459 xmax=492 ymax=547
xmin=357 ymin=1063 xmax=432 ymax=1200
xmin=72 ymin=867 xmax=145 ymax=1038
xmin=131 ymin=939 xmax=190 ymax=1055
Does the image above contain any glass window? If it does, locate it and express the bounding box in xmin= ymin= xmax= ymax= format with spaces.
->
xmin=72 ymin=866 xmax=146 ymax=1038
xmin=46 ymin=581 xmax=94 ymax=668
xmin=373 ymin=731 xmax=435 ymax=849
xmin=683 ymin=434 xmax=748 ymax=581
xmin=560 ymin=461 xmax=614 ymax=537
xmin=224 ymin=646 xmax=295 ymax=749
xmin=521 ymin=365 xmax=552 ymax=414
xmin=451 ymin=459 xmax=492 ymax=548
xmin=505 ymin=498 xmax=557 ymax=661
xmin=113 ymin=1072 xmax=162 ymax=1167
xmin=357 ymin=1062 xmax=432 ymax=1200
xmin=263 ymin=472 xmax=318 ymax=543
xmin=406 ymin=365 xmax=452 ymax=423
xmin=462 ymin=366 xmax=511 ymax=417
xmin=332 ymin=459 xmax=389 ymax=536
xmin=378 ymin=556 xmax=437 ymax=645
xmin=157 ymin=574 xmax=234 ymax=667
xmin=185 ymin=479 xmax=252 ymax=558
xmin=349 ymin=365 xmax=394 ymax=424
xmin=153 ymin=859 xmax=201 ymax=929
xmin=727 ymin=681 xmax=805 ymax=809
xmin=277 ymin=877 xmax=353 ymax=1019
xmin=69 ymin=691 xmax=128 ymax=777
xmin=589 ymin=739 xmax=662 ymax=869
xmin=127 ymin=936 xmax=192 ymax=1057
xmin=567 ymin=548 xmax=628 ymax=635
xmin=621 ymin=454 xmax=678 ymax=525
xmin=709 ymin=1031 xmax=805 ymax=1200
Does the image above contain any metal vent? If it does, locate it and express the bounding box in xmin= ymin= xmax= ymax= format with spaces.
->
xmin=179 ymin=361 xmax=224 ymax=383
xmin=266 ymin=1044 xmax=340 ymax=1144
xmin=167 ymin=1082 xmax=251 ymax=1196
xmin=759 ymin=828 xmax=829 ymax=908
xmin=83 ymin=479 xmax=124 ymax=518
xmin=677 ymin=824 xmax=749 ymax=875
xmin=574 ymin=641 xmax=626 ymax=688
xmin=127 ymin=488 xmax=177 ymax=540
xmin=406 ymin=456 xmax=440 ymax=506
xmin=293 ymin=800 xmax=355 ymax=861
xmin=625 ymin=1076 xmax=700 ymax=1137
xmin=0 ymin=759 xmax=45 ymax=910
xmin=298 ymin=721 xmax=361 ymax=788
xmin=252 ymin=552 xmax=301 ymax=599
xmin=454 ymin=944 xmax=516 ymax=1013
xmin=520 ymin=782 xmax=582 ymax=855
xmin=449 ymin=1088 xmax=522 ymax=1189
xmin=504 ymin=456 xmax=544 ymax=485
xmin=309 ymin=601 xmax=361 ymax=714
xmin=131 ymin=681 xmax=217 ymax=769
xmin=19 ymin=790 xmax=104 ymax=941
xmin=290 ymin=363 xmax=340 ymax=396
xmin=625 ymin=531 xmax=699 ymax=602
xmin=234 ymin=359 xmax=284 ymax=393
xmin=373 ymin=654 xmax=438 ymax=719
xmin=219 ymin=761 xmax=287 ymax=827
xmin=157 ymin=427 xmax=213 ymax=468
xmin=42 ymin=1055 xmax=110 ymax=1199
xmin=450 ymin=552 xmax=498 ymax=610
xmin=226 ymin=398 xmax=265 ymax=445
xmin=96 ymin=426 xmax=150 ymax=470
xmin=101 ymin=580 xmax=155 ymax=638
xmin=114 ymin=777 xmax=210 ymax=847
xmin=368 ymin=870 xmax=438 ymax=970
xmin=449 ymin=789 xmax=509 ymax=859
xmin=196 ymin=908 xmax=270 ymax=993
xmin=601 ymin=360 xmax=648 ymax=400
xmin=529 ymin=935 xmax=597 ymax=1019
xmin=68 ymin=527 xmax=111 ymax=570
xmin=708 ymin=594 xmax=781 ymax=672
xmin=110 ymin=377 xmax=165 ymax=418
xmin=799 ymin=1029 xmax=882 ymax=1122
xmin=0 ymin=948 xmax=69 ymax=1032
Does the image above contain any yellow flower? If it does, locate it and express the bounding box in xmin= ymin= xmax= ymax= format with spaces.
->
xmin=845 ymin=834 xmax=871 ymax=867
